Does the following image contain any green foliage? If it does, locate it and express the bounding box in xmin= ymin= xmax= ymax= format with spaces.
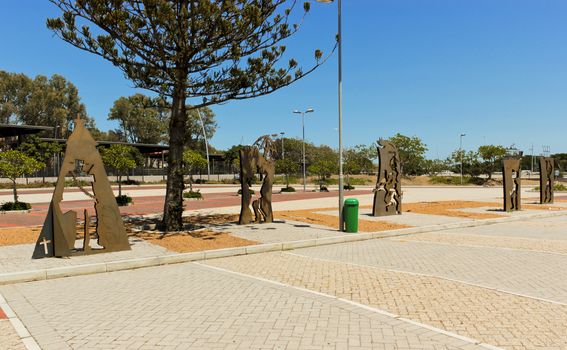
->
xmin=429 ymin=176 xmax=486 ymax=186
xmin=0 ymin=70 xmax=92 ymax=135
xmin=280 ymin=186 xmax=296 ymax=192
xmin=0 ymin=201 xmax=31 ymax=211
xmin=238 ymin=189 xmax=255 ymax=195
xmin=534 ymin=183 xmax=567 ymax=192
xmin=183 ymin=150 xmax=208 ymax=174
xmin=308 ymin=160 xmax=337 ymax=180
xmin=478 ymin=145 xmax=507 ymax=179
xmin=18 ymin=136 xmax=62 ymax=165
xmin=108 ymin=94 xmax=169 ymax=144
xmin=183 ymin=190 xmax=203 ymax=199
xmin=343 ymin=184 xmax=355 ymax=190
xmin=0 ymin=150 xmax=44 ymax=202
xmin=276 ymin=158 xmax=300 ymax=188
xmin=423 ymin=159 xmax=451 ymax=176
xmin=449 ymin=149 xmax=483 ymax=178
xmin=388 ymin=133 xmax=428 ymax=176
xmin=100 ymin=144 xmax=138 ymax=196
xmin=115 ymin=195 xmax=133 ymax=206
xmin=344 ymin=147 xmax=374 ymax=175
xmin=183 ymin=149 xmax=208 ymax=192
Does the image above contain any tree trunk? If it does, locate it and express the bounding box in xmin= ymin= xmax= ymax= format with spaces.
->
xmin=12 ymin=179 xmax=18 ymax=203
xmin=162 ymin=85 xmax=187 ymax=231
xmin=118 ymin=175 xmax=122 ymax=197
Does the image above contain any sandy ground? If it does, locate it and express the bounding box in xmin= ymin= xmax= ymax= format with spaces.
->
xmin=131 ymin=230 xmax=257 ymax=253
xmin=0 ymin=226 xmax=41 ymax=246
xmin=276 ymin=209 xmax=411 ymax=232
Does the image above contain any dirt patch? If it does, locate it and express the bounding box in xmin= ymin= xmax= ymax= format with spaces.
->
xmin=0 ymin=226 xmax=41 ymax=246
xmin=132 ymin=230 xmax=256 ymax=253
xmin=403 ymin=201 xmax=505 ymax=219
xmin=276 ymin=209 xmax=410 ymax=232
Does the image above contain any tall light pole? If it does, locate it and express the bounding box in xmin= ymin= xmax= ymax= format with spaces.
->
xmin=459 ymin=133 xmax=466 ymax=185
xmin=196 ymin=109 xmax=211 ymax=181
xmin=280 ymin=132 xmax=285 ymax=159
xmin=293 ymin=108 xmax=314 ymax=192
xmin=317 ymin=0 xmax=344 ymax=230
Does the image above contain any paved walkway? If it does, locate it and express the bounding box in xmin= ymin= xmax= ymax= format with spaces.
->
xmin=0 ymin=263 xmax=484 ymax=350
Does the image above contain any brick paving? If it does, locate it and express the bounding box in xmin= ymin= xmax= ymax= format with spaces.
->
xmin=289 ymin=237 xmax=567 ymax=304
xmin=204 ymin=252 xmax=567 ymax=350
xmin=390 ymin=231 xmax=567 ymax=255
xmin=0 ymin=262 xmax=482 ymax=350
xmin=0 ymin=319 xmax=25 ymax=350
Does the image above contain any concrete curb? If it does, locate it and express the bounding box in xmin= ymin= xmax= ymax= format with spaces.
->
xmin=1 ymin=210 xmax=566 ymax=286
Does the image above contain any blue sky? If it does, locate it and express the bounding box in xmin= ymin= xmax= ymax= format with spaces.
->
xmin=1 ymin=1 xmax=566 ymax=158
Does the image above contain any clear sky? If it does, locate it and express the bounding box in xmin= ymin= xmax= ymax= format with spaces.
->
xmin=1 ymin=1 xmax=566 ymax=158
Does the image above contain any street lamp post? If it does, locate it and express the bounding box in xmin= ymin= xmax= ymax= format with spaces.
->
xmin=316 ymin=0 xmax=344 ymax=230
xmin=459 ymin=133 xmax=466 ymax=185
xmin=280 ymin=132 xmax=285 ymax=159
xmin=293 ymin=108 xmax=314 ymax=192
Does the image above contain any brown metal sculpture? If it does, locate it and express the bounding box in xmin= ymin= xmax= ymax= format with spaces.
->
xmin=32 ymin=117 xmax=130 ymax=258
xmin=372 ymin=139 xmax=402 ymax=216
xmin=539 ymin=157 xmax=554 ymax=204
xmin=502 ymin=158 xmax=522 ymax=212
xmin=238 ymin=135 xmax=275 ymax=225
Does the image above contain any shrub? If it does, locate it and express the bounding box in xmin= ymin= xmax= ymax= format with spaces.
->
xmin=121 ymin=179 xmax=140 ymax=186
xmin=1 ymin=201 xmax=32 ymax=211
xmin=115 ymin=195 xmax=133 ymax=206
xmin=237 ymin=189 xmax=255 ymax=195
xmin=183 ymin=190 xmax=203 ymax=199
xmin=429 ymin=176 xmax=485 ymax=186
xmin=343 ymin=184 xmax=355 ymax=190
xmin=194 ymin=179 xmax=208 ymax=184
xmin=534 ymin=183 xmax=567 ymax=192
xmin=280 ymin=186 xmax=296 ymax=193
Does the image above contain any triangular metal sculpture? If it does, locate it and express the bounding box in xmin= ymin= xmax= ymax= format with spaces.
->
xmin=32 ymin=117 xmax=130 ymax=258
xmin=372 ymin=139 xmax=402 ymax=216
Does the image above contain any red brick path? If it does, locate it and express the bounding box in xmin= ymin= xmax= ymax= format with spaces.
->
xmin=0 ymin=189 xmax=370 ymax=228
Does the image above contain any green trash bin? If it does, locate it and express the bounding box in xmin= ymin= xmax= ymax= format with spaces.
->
xmin=343 ymin=198 xmax=359 ymax=233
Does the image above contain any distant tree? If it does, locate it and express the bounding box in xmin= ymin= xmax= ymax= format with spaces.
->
xmin=18 ymin=136 xmax=62 ymax=181
xmin=0 ymin=150 xmax=44 ymax=203
xmin=224 ymin=145 xmax=246 ymax=175
xmin=48 ymin=0 xmax=332 ymax=231
xmin=0 ymin=71 xmax=32 ymax=124
xmin=423 ymin=159 xmax=450 ymax=176
xmin=183 ymin=149 xmax=208 ymax=192
xmin=18 ymin=136 xmax=62 ymax=166
xmin=449 ymin=149 xmax=482 ymax=178
xmin=388 ymin=133 xmax=428 ymax=176
xmin=308 ymin=159 xmax=337 ymax=183
xmin=478 ymin=145 xmax=507 ymax=179
xmin=108 ymin=94 xmax=168 ymax=144
xmin=100 ymin=144 xmax=138 ymax=197
xmin=275 ymin=158 xmax=299 ymax=188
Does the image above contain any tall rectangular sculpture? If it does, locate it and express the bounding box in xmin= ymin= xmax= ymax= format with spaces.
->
xmin=539 ymin=157 xmax=554 ymax=204
xmin=502 ymin=158 xmax=522 ymax=212
xmin=32 ymin=117 xmax=131 ymax=258
xmin=372 ymin=139 xmax=402 ymax=216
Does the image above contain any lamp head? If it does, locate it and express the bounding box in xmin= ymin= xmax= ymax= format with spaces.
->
xmin=306 ymin=108 xmax=315 ymax=113
xmin=293 ymin=110 xmax=301 ymax=114
xmin=316 ymin=0 xmax=334 ymax=3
